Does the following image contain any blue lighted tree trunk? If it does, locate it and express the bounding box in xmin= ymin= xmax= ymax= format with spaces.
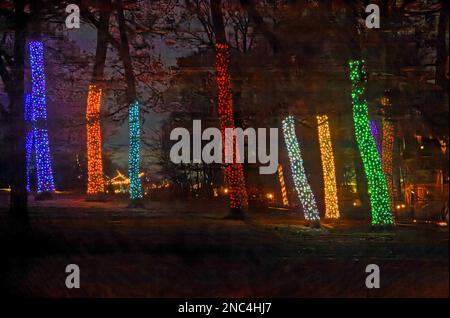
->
xmin=28 ymin=40 xmax=56 ymax=194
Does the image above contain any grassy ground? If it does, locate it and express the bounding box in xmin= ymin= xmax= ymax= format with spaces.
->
xmin=0 ymin=194 xmax=448 ymax=297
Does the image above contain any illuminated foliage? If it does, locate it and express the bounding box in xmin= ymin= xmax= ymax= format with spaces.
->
xmin=349 ymin=60 xmax=393 ymax=225
xmin=128 ymin=100 xmax=143 ymax=200
xmin=317 ymin=115 xmax=340 ymax=219
xmin=27 ymin=41 xmax=55 ymax=193
xmin=382 ymin=119 xmax=395 ymax=208
xmin=86 ymin=84 xmax=105 ymax=194
xmin=282 ymin=115 xmax=320 ymax=221
xmin=214 ymin=43 xmax=248 ymax=209
xmin=277 ymin=164 xmax=289 ymax=207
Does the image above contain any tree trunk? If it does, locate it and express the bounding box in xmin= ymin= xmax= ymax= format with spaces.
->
xmin=86 ymin=1 xmax=111 ymax=196
xmin=436 ymin=1 xmax=448 ymax=89
xmin=353 ymin=150 xmax=369 ymax=208
xmin=9 ymin=0 xmax=28 ymax=221
xmin=117 ymin=0 xmax=137 ymax=103
xmin=211 ymin=0 xmax=248 ymax=218
xmin=93 ymin=2 xmax=111 ymax=83
xmin=239 ymin=0 xmax=279 ymax=54
xmin=117 ymin=0 xmax=143 ymax=204
xmin=210 ymin=0 xmax=227 ymax=45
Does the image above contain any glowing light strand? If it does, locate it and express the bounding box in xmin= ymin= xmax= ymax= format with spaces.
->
xmin=370 ymin=120 xmax=381 ymax=155
xmin=277 ymin=164 xmax=289 ymax=207
xmin=282 ymin=116 xmax=320 ymax=221
xmin=24 ymin=93 xmax=32 ymax=122
xmin=86 ymin=84 xmax=105 ymax=194
xmin=349 ymin=60 xmax=393 ymax=225
xmin=317 ymin=115 xmax=340 ymax=219
xmin=25 ymin=93 xmax=33 ymax=192
xmin=29 ymin=42 xmax=48 ymax=121
xmin=215 ymin=43 xmax=248 ymax=209
xmin=128 ymin=100 xmax=143 ymax=200
xmin=381 ymin=119 xmax=395 ymax=208
xmin=25 ymin=130 xmax=33 ymax=192
xmin=33 ymin=127 xmax=56 ymax=192
xmin=28 ymin=41 xmax=55 ymax=193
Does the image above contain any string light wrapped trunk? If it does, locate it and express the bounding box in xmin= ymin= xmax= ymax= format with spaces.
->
xmin=25 ymin=130 xmax=33 ymax=192
xmin=317 ymin=115 xmax=340 ymax=219
xmin=349 ymin=60 xmax=393 ymax=225
xmin=282 ymin=115 xmax=320 ymax=221
xmin=28 ymin=41 xmax=55 ymax=193
xmin=86 ymin=84 xmax=105 ymax=194
xmin=85 ymin=4 xmax=111 ymax=197
xmin=33 ymin=128 xmax=55 ymax=192
xmin=128 ymin=100 xmax=143 ymax=200
xmin=214 ymin=43 xmax=248 ymax=210
xmin=25 ymin=93 xmax=33 ymax=192
xmin=381 ymin=119 xmax=395 ymax=208
xmin=370 ymin=120 xmax=381 ymax=155
xmin=277 ymin=164 xmax=289 ymax=207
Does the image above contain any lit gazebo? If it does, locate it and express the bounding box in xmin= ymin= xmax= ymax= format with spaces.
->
xmin=108 ymin=170 xmax=144 ymax=194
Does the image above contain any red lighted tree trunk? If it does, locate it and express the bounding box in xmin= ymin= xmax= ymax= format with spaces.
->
xmin=210 ymin=0 xmax=248 ymax=217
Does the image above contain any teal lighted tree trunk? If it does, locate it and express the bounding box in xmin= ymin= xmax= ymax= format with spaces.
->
xmin=349 ymin=60 xmax=393 ymax=225
xmin=117 ymin=0 xmax=142 ymax=202
xmin=128 ymin=100 xmax=142 ymax=200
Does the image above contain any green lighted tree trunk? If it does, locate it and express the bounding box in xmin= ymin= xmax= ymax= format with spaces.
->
xmin=349 ymin=60 xmax=393 ymax=225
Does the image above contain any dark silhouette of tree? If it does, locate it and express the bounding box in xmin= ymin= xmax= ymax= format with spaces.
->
xmin=0 ymin=0 xmax=28 ymax=221
xmin=436 ymin=0 xmax=448 ymax=89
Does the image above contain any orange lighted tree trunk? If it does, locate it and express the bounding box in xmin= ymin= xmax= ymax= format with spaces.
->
xmin=381 ymin=119 xmax=395 ymax=209
xmin=277 ymin=164 xmax=289 ymax=207
xmin=85 ymin=4 xmax=111 ymax=195
xmin=86 ymin=84 xmax=105 ymax=194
